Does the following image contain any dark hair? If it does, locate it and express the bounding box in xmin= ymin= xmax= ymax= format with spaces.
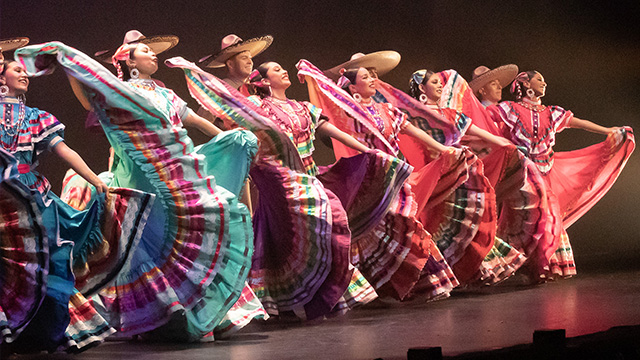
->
xmin=118 ymin=45 xmax=139 ymax=81
xmin=339 ymin=68 xmax=361 ymax=94
xmin=510 ymin=70 xmax=538 ymax=100
xmin=249 ymin=61 xmax=272 ymax=98
xmin=409 ymin=69 xmax=435 ymax=99
xmin=0 ymin=59 xmax=16 ymax=76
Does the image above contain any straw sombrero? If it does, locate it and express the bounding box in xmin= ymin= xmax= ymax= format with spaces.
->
xmin=0 ymin=37 xmax=30 ymax=52
xmin=468 ymin=64 xmax=518 ymax=92
xmin=199 ymin=34 xmax=273 ymax=68
xmin=94 ymin=30 xmax=179 ymax=63
xmin=324 ymin=51 xmax=401 ymax=81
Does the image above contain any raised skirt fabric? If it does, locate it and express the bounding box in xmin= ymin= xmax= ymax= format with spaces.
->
xmin=16 ymin=42 xmax=258 ymax=341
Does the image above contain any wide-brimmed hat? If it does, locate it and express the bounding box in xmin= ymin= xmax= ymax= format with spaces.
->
xmin=468 ymin=64 xmax=518 ymax=92
xmin=324 ymin=51 xmax=401 ymax=81
xmin=0 ymin=37 xmax=30 ymax=53
xmin=94 ymin=30 xmax=179 ymax=63
xmin=199 ymin=34 xmax=273 ymax=68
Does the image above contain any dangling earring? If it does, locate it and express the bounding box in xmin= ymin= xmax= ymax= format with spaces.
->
xmin=353 ymin=92 xmax=362 ymax=103
xmin=419 ymin=94 xmax=428 ymax=104
xmin=526 ymin=88 xmax=535 ymax=100
xmin=0 ymin=84 xmax=8 ymax=97
xmin=130 ymin=68 xmax=140 ymax=80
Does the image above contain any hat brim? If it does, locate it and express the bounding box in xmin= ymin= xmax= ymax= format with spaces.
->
xmin=95 ymin=35 xmax=179 ymax=63
xmin=200 ymin=35 xmax=274 ymax=68
xmin=469 ymin=64 xmax=519 ymax=92
xmin=0 ymin=37 xmax=30 ymax=52
xmin=324 ymin=51 xmax=401 ymax=81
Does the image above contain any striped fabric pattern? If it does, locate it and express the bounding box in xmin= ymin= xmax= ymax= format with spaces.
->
xmin=212 ymin=284 xmax=268 ymax=339
xmin=1 ymin=99 xmax=65 ymax=199
xmin=64 ymin=290 xmax=115 ymax=352
xmin=0 ymin=148 xmax=48 ymax=344
xmin=168 ymin=57 xmax=410 ymax=318
xmin=490 ymin=101 xmax=635 ymax=279
xmin=165 ymin=57 xmax=306 ymax=172
xmin=166 ymin=58 xmax=351 ymax=319
xmin=299 ymin=59 xmax=461 ymax=297
xmin=492 ymin=102 xmax=572 ymax=174
xmin=16 ymin=42 xmax=255 ymax=340
xmin=381 ymin=72 xmax=530 ymax=284
xmin=376 ymin=79 xmax=471 ymax=147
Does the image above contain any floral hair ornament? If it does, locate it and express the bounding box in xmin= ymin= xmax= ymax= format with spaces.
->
xmin=248 ymin=69 xmax=268 ymax=88
xmin=410 ymin=69 xmax=427 ymax=89
xmin=111 ymin=43 xmax=134 ymax=81
xmin=336 ymin=68 xmax=351 ymax=88
xmin=510 ymin=71 xmax=530 ymax=94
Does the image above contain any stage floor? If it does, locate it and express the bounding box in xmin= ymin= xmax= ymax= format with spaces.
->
xmin=14 ymin=268 xmax=640 ymax=360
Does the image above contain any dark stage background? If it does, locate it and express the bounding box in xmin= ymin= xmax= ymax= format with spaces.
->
xmin=2 ymin=1 xmax=639 ymax=268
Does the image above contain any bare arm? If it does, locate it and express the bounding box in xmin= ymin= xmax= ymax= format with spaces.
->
xmin=316 ymin=121 xmax=371 ymax=153
xmin=466 ymin=124 xmax=513 ymax=147
xmin=182 ymin=110 xmax=223 ymax=137
xmin=569 ymin=116 xmax=619 ymax=135
xmin=52 ymin=141 xmax=108 ymax=193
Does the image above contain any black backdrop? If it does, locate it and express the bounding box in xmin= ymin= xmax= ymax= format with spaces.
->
xmin=2 ymin=0 xmax=639 ymax=267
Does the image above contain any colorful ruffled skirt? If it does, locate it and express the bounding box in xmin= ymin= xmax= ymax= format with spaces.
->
xmin=249 ymin=151 xmax=406 ymax=319
xmin=542 ymin=128 xmax=634 ymax=278
xmin=0 ymin=148 xmax=153 ymax=353
xmin=17 ymin=41 xmax=263 ymax=342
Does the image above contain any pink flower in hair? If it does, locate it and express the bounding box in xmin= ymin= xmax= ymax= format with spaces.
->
xmin=510 ymin=71 xmax=529 ymax=94
xmin=111 ymin=43 xmax=133 ymax=80
xmin=336 ymin=68 xmax=350 ymax=88
xmin=249 ymin=69 xmax=268 ymax=88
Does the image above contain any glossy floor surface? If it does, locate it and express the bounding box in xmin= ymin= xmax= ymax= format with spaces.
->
xmin=12 ymin=268 xmax=640 ymax=360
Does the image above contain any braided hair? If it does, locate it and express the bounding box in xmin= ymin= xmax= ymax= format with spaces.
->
xmin=249 ymin=61 xmax=273 ymax=98
xmin=117 ymin=45 xmax=139 ymax=81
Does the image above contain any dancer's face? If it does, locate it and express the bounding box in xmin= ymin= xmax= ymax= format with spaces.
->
xmin=0 ymin=61 xmax=29 ymax=96
xmin=349 ymin=67 xmax=377 ymax=99
xmin=479 ymin=79 xmax=503 ymax=104
xmin=419 ymin=73 xmax=443 ymax=103
xmin=227 ymin=51 xmax=253 ymax=79
xmin=263 ymin=62 xmax=291 ymax=90
xmin=127 ymin=44 xmax=158 ymax=77
xmin=526 ymin=72 xmax=547 ymax=98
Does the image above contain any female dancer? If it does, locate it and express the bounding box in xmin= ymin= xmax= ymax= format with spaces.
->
xmin=16 ymin=36 xmax=261 ymax=341
xmin=168 ymin=57 xmax=412 ymax=318
xmin=1 ymin=48 xmax=152 ymax=352
xmin=400 ymin=68 xmax=538 ymax=283
xmin=488 ymin=71 xmax=634 ymax=279
xmin=302 ymin=59 xmax=478 ymax=294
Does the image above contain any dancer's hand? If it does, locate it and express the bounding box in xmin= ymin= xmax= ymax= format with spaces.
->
xmin=607 ymin=127 xmax=625 ymax=144
xmin=92 ymin=178 xmax=109 ymax=194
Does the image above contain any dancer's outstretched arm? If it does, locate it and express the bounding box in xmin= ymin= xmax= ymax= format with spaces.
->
xmin=569 ymin=117 xmax=620 ymax=135
xmin=53 ymin=141 xmax=108 ymax=193
xmin=183 ymin=111 xmax=223 ymax=137
xmin=317 ymin=121 xmax=371 ymax=153
xmin=466 ymin=124 xmax=513 ymax=147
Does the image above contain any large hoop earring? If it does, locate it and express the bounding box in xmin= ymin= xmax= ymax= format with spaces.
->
xmin=353 ymin=92 xmax=362 ymax=103
xmin=526 ymin=88 xmax=535 ymax=100
xmin=0 ymin=85 xmax=8 ymax=97
xmin=419 ymin=94 xmax=428 ymax=104
xmin=130 ymin=68 xmax=140 ymax=80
